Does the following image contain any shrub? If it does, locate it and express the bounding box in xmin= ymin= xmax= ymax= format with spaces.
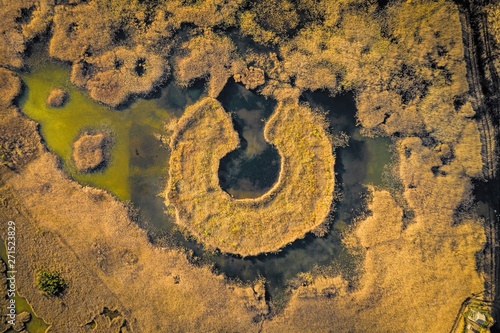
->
xmin=36 ymin=270 xmax=67 ymax=296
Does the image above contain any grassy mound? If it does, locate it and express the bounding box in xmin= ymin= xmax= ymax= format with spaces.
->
xmin=72 ymin=132 xmax=110 ymax=173
xmin=166 ymin=97 xmax=335 ymax=256
xmin=71 ymin=46 xmax=165 ymax=107
xmin=174 ymin=31 xmax=241 ymax=98
xmin=234 ymin=66 xmax=266 ymax=90
xmin=46 ymin=88 xmax=68 ymax=108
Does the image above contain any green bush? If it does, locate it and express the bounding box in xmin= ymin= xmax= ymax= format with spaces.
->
xmin=36 ymin=270 xmax=67 ymax=296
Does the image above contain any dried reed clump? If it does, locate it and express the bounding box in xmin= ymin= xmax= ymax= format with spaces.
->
xmin=174 ymin=31 xmax=242 ymax=98
xmin=70 ymin=46 xmax=166 ymax=107
xmin=453 ymin=121 xmax=484 ymax=178
xmin=488 ymin=3 xmax=500 ymax=44
xmin=46 ymin=88 xmax=69 ymax=108
xmin=279 ymin=0 xmax=471 ymax=141
xmin=239 ymin=0 xmax=300 ymax=45
xmin=0 ymin=2 xmax=54 ymax=68
xmin=397 ymin=136 xmax=478 ymax=219
xmin=0 ymin=69 xmax=22 ymax=108
xmin=0 ymin=69 xmax=42 ymax=173
xmin=72 ymin=132 xmax=110 ymax=172
xmin=49 ymin=2 xmax=116 ymax=62
xmin=166 ymin=97 xmax=335 ymax=256
xmin=49 ymin=0 xmax=245 ymax=105
xmin=165 ymin=0 xmax=244 ymax=29
xmin=233 ymin=66 xmax=266 ymax=90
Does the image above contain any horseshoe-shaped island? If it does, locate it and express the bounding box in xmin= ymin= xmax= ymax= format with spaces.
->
xmin=166 ymin=97 xmax=335 ymax=256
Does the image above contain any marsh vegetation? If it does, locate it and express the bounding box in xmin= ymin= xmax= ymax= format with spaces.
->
xmin=166 ymin=96 xmax=335 ymax=256
xmin=0 ymin=0 xmax=496 ymax=332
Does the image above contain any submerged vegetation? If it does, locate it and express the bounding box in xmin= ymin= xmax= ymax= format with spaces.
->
xmin=167 ymin=97 xmax=335 ymax=256
xmin=0 ymin=0 xmax=497 ymax=331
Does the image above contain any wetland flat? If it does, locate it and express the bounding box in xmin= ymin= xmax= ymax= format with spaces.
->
xmin=0 ymin=1 xmax=498 ymax=332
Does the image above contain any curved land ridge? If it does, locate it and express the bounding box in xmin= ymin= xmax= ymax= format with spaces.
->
xmin=166 ymin=97 xmax=335 ymax=256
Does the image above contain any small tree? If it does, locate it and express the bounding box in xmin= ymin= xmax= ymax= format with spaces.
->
xmin=36 ymin=270 xmax=66 ymax=296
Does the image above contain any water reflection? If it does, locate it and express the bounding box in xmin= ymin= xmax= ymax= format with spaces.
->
xmin=217 ymin=79 xmax=280 ymax=198
xmin=142 ymin=87 xmax=392 ymax=306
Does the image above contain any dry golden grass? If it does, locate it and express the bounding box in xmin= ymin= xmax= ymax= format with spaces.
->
xmin=174 ymin=31 xmax=242 ymax=98
xmin=0 ymin=68 xmax=22 ymax=108
xmin=71 ymin=45 xmax=165 ymax=107
xmin=49 ymin=2 xmax=120 ymax=62
xmin=488 ymin=3 xmax=500 ymax=44
xmin=233 ymin=66 xmax=266 ymax=90
xmin=166 ymin=97 xmax=335 ymax=256
xmin=165 ymin=0 xmax=244 ymax=29
xmin=72 ymin=132 xmax=109 ymax=172
xmin=486 ymin=0 xmax=500 ymax=97
xmin=48 ymin=0 xmax=244 ymax=105
xmin=0 ymin=1 xmax=53 ymax=68
xmin=0 ymin=69 xmax=42 ymax=173
xmin=46 ymin=88 xmax=68 ymax=108
xmin=2 ymin=153 xmax=266 ymax=332
xmin=264 ymin=186 xmax=485 ymax=333
xmin=397 ymin=136 xmax=477 ymax=219
xmin=49 ymin=1 xmax=127 ymax=62
xmin=0 ymin=0 xmax=490 ymax=331
xmin=49 ymin=1 xmax=174 ymax=107
xmin=454 ymin=121 xmax=484 ymax=178
xmin=239 ymin=0 xmax=299 ymax=45
xmin=279 ymin=0 xmax=472 ymax=143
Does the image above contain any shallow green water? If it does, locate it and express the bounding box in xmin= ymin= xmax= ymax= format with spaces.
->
xmin=19 ymin=53 xmax=393 ymax=309
xmin=0 ymin=238 xmax=49 ymax=333
xmin=21 ymin=56 xmax=202 ymax=202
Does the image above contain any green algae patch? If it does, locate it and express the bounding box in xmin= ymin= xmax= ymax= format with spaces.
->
xmin=20 ymin=60 xmax=173 ymax=201
xmin=166 ymin=97 xmax=335 ymax=256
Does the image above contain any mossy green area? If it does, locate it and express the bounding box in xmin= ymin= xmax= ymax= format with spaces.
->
xmin=0 ymin=238 xmax=49 ymax=333
xmin=20 ymin=54 xmax=202 ymax=202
